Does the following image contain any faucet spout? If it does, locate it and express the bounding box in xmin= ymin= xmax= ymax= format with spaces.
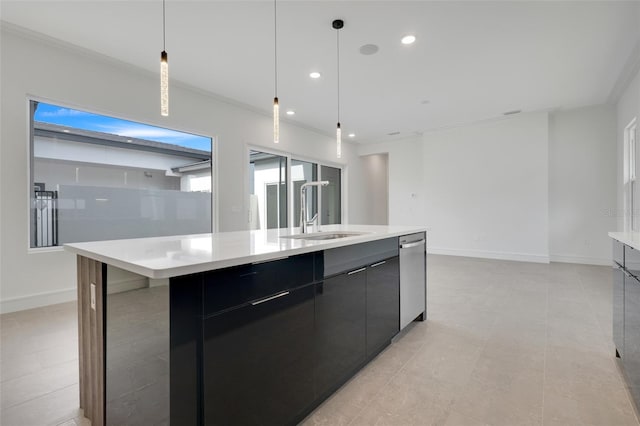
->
xmin=300 ymin=181 xmax=329 ymax=233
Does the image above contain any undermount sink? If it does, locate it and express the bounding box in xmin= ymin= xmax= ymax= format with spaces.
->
xmin=282 ymin=231 xmax=367 ymax=241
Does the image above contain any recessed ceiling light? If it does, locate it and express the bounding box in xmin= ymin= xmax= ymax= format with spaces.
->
xmin=309 ymin=71 xmax=321 ymax=79
xmin=286 ymin=110 xmax=295 ymax=116
xmin=127 ymin=139 xmax=133 ymax=142
xmin=63 ymin=129 xmax=70 ymax=133
xmin=401 ymin=35 xmax=416 ymax=45
xmin=348 ymin=133 xmax=355 ymax=138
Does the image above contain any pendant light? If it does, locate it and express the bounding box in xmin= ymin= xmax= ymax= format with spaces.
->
xmin=160 ymin=0 xmax=169 ymax=116
xmin=273 ymin=0 xmax=279 ymax=144
xmin=333 ymin=19 xmax=344 ymax=158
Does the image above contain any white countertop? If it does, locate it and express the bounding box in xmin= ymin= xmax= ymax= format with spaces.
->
xmin=609 ymin=232 xmax=640 ymax=251
xmin=64 ymin=225 xmax=426 ymax=279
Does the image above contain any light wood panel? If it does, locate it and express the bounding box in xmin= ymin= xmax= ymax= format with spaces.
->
xmin=77 ymin=255 xmax=105 ymax=426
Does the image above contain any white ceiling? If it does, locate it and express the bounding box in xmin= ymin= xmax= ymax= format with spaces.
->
xmin=2 ymin=1 xmax=639 ymax=143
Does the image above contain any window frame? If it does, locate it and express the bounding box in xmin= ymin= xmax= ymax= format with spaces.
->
xmin=26 ymin=95 xmax=218 ymax=252
xmin=625 ymin=117 xmax=638 ymax=232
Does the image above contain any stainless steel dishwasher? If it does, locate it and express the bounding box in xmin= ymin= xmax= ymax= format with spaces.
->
xmin=399 ymin=232 xmax=426 ymax=330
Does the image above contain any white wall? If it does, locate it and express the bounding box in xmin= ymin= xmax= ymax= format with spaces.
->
xmin=359 ymin=154 xmax=389 ymax=225
xmin=423 ymin=113 xmax=550 ymax=262
xmin=0 ymin=27 xmax=359 ymax=313
xmin=548 ymin=105 xmax=617 ymax=265
xmin=359 ymin=136 xmax=426 ymax=227
xmin=361 ymin=110 xmax=619 ymax=265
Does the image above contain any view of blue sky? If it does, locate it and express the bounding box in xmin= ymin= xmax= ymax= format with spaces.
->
xmin=34 ymin=103 xmax=212 ymax=152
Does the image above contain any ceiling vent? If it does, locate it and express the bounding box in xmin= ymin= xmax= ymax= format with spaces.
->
xmin=359 ymin=44 xmax=379 ymax=55
xmin=503 ymin=110 xmax=522 ymax=116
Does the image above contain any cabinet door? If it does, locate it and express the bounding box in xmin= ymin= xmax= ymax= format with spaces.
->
xmin=367 ymin=257 xmax=400 ymax=356
xmin=613 ymin=264 xmax=624 ymax=357
xmin=624 ymin=274 xmax=640 ymax=406
xmin=315 ymin=268 xmax=366 ymax=399
xmin=203 ymin=284 xmax=315 ymax=426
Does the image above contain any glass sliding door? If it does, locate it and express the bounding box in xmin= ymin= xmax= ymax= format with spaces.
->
xmin=249 ymin=150 xmax=287 ymax=230
xmin=320 ymin=165 xmax=342 ymax=225
xmin=291 ymin=159 xmax=318 ymax=227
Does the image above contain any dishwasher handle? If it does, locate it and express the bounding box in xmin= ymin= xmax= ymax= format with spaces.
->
xmin=400 ymin=239 xmax=426 ymax=249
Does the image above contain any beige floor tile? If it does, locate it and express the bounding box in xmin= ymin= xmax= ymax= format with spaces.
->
xmin=327 ymin=365 xmax=394 ymax=409
xmin=300 ymin=392 xmax=363 ymax=426
xmin=543 ymin=386 xmax=637 ymax=426
xmin=352 ymin=369 xmax=457 ymax=426
xmin=450 ymin=377 xmax=543 ymax=426
xmin=0 ymin=383 xmax=80 ymax=426
xmin=0 ymin=352 xmax=42 ymax=383
xmin=469 ymin=352 xmax=544 ymax=393
xmin=0 ymin=359 xmax=78 ymax=409
xmin=443 ymin=410 xmax=491 ymax=426
xmin=403 ymin=332 xmax=483 ymax=387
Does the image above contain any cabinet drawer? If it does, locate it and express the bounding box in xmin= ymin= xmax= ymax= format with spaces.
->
xmin=324 ymin=238 xmax=398 ymax=278
xmin=203 ymin=283 xmax=315 ymax=425
xmin=627 ymin=246 xmax=640 ymax=278
xmin=204 ymin=253 xmax=316 ymax=315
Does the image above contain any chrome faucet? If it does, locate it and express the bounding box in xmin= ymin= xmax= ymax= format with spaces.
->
xmin=300 ymin=181 xmax=329 ymax=234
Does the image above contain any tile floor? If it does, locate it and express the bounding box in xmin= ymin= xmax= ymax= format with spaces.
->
xmin=1 ymin=255 xmax=639 ymax=426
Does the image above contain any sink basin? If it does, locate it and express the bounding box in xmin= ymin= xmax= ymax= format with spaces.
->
xmin=282 ymin=232 xmax=367 ymax=241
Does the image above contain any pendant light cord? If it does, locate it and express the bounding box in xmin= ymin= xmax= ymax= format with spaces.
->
xmin=336 ymin=27 xmax=340 ymax=123
xmin=162 ymin=0 xmax=166 ymax=51
xmin=274 ymin=0 xmax=278 ymax=96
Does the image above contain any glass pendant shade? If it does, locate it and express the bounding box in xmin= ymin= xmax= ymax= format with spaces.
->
xmin=273 ymin=97 xmax=280 ymax=144
xmin=336 ymin=122 xmax=342 ymax=158
xmin=160 ymin=51 xmax=169 ymax=117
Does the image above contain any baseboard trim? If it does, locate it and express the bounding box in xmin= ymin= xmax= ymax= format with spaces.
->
xmin=0 ymin=287 xmax=76 ymax=314
xmin=549 ymin=255 xmax=611 ymax=266
xmin=427 ymin=247 xmax=550 ymax=264
xmin=106 ymin=277 xmax=148 ymax=295
xmin=1 ymin=276 xmax=149 ymax=314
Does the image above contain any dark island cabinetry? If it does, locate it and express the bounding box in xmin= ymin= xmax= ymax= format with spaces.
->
xmin=612 ymin=238 xmax=640 ymax=412
xmin=168 ymin=238 xmax=402 ymax=425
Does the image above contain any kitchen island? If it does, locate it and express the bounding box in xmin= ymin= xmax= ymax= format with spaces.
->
xmin=65 ymin=224 xmax=427 ymax=426
xmin=610 ymin=231 xmax=640 ymax=413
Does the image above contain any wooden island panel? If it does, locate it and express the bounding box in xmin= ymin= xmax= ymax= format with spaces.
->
xmin=77 ymin=255 xmax=105 ymax=426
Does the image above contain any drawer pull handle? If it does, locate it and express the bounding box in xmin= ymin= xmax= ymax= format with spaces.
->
xmin=239 ymin=271 xmax=258 ymax=278
xmin=400 ymin=240 xmax=426 ymax=249
xmin=251 ymin=291 xmax=290 ymax=306
xmin=370 ymin=261 xmax=386 ymax=268
xmin=348 ymin=267 xmax=367 ymax=275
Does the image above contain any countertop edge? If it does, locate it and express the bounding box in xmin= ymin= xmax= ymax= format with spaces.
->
xmin=609 ymin=231 xmax=640 ymax=251
xmin=65 ymin=226 xmax=427 ymax=279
